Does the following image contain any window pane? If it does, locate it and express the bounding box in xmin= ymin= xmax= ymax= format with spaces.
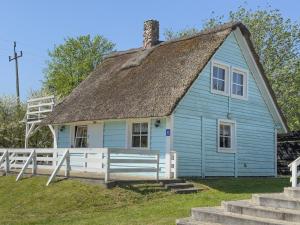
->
xmin=218 ymin=68 xmax=225 ymax=80
xmin=213 ymin=66 xmax=218 ymax=78
xmin=232 ymin=84 xmax=237 ymax=95
xmin=217 ymin=80 xmax=225 ymax=91
xmin=132 ymin=136 xmax=140 ymax=147
xmin=224 ymin=137 xmax=231 ymax=148
xmin=223 ymin=125 xmax=231 ymax=136
xmin=233 ymin=72 xmax=243 ymax=85
xmin=220 ymin=137 xmax=224 ymax=148
xmin=213 ymin=79 xmax=218 ymax=90
xmin=141 ymin=123 xmax=148 ymax=134
xmin=132 ymin=123 xmax=140 ymax=134
xmin=141 ymin=136 xmax=148 ymax=148
xmin=237 ymin=85 xmax=243 ymax=96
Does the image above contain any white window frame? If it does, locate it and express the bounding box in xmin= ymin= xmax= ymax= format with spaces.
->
xmin=211 ymin=60 xmax=230 ymax=96
xmin=127 ymin=119 xmax=151 ymax=150
xmin=217 ymin=119 xmax=236 ymax=153
xmin=231 ymin=67 xmax=248 ymax=100
xmin=74 ymin=125 xmax=88 ymax=148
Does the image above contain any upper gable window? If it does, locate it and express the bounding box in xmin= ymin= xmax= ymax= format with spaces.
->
xmin=211 ymin=61 xmax=229 ymax=96
xmin=231 ymin=68 xmax=248 ymax=100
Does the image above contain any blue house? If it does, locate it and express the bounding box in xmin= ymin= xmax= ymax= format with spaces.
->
xmin=43 ymin=21 xmax=288 ymax=179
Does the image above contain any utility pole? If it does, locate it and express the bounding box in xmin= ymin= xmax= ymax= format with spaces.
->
xmin=9 ymin=41 xmax=23 ymax=104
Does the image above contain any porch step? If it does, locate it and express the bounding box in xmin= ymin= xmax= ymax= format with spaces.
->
xmin=165 ymin=182 xmax=194 ymax=190
xmin=190 ymin=207 xmax=298 ymax=225
xmin=173 ymin=187 xmax=199 ymax=194
xmin=222 ymin=200 xmax=300 ymax=222
xmin=284 ymin=187 xmax=300 ymax=199
xmin=176 ymin=217 xmax=222 ymax=225
xmin=159 ymin=179 xmax=185 ymax=185
xmin=252 ymin=193 xmax=300 ymax=210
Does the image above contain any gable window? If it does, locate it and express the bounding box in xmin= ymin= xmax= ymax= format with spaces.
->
xmin=131 ymin=122 xmax=149 ymax=148
xmin=232 ymin=68 xmax=248 ymax=99
xmin=211 ymin=61 xmax=229 ymax=95
xmin=74 ymin=125 xmax=88 ymax=148
xmin=218 ymin=120 xmax=236 ymax=153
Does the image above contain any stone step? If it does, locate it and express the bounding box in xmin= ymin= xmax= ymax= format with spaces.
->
xmin=159 ymin=179 xmax=185 ymax=185
xmin=284 ymin=187 xmax=300 ymax=199
xmin=252 ymin=193 xmax=300 ymax=210
xmin=191 ymin=207 xmax=298 ymax=225
xmin=173 ymin=187 xmax=199 ymax=194
xmin=165 ymin=182 xmax=194 ymax=190
xmin=176 ymin=217 xmax=223 ymax=225
xmin=223 ymin=200 xmax=300 ymax=223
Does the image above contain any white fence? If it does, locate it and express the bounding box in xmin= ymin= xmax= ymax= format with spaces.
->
xmin=0 ymin=148 xmax=165 ymax=185
xmin=289 ymin=156 xmax=300 ymax=188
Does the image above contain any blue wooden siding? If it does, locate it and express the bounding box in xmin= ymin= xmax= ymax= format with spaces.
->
xmin=103 ymin=121 xmax=126 ymax=148
xmin=173 ymin=33 xmax=276 ymax=177
xmin=57 ymin=125 xmax=71 ymax=148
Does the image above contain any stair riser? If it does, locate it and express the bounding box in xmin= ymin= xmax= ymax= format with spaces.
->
xmin=160 ymin=179 xmax=184 ymax=185
xmin=174 ymin=189 xmax=198 ymax=194
xmin=192 ymin=210 xmax=283 ymax=225
xmin=253 ymin=195 xmax=300 ymax=210
xmin=223 ymin=202 xmax=300 ymax=222
xmin=166 ymin=184 xmax=194 ymax=190
xmin=284 ymin=188 xmax=300 ymax=199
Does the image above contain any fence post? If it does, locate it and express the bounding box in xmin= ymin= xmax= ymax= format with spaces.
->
xmin=5 ymin=150 xmax=9 ymax=175
xmin=156 ymin=153 xmax=160 ymax=181
xmin=65 ymin=150 xmax=70 ymax=178
xmin=291 ymin=163 xmax=297 ymax=188
xmin=32 ymin=150 xmax=37 ymax=175
xmin=105 ymin=149 xmax=110 ymax=183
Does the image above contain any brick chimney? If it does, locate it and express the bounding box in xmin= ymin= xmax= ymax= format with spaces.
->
xmin=143 ymin=20 xmax=159 ymax=49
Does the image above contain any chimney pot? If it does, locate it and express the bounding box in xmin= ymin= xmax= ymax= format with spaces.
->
xmin=143 ymin=20 xmax=159 ymax=49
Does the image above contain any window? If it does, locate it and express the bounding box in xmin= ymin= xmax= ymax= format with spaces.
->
xmin=131 ymin=122 xmax=149 ymax=148
xmin=74 ymin=126 xmax=88 ymax=148
xmin=218 ymin=120 xmax=235 ymax=153
xmin=232 ymin=68 xmax=248 ymax=99
xmin=211 ymin=61 xmax=229 ymax=95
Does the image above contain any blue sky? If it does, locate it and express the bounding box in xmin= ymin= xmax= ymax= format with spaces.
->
xmin=0 ymin=0 xmax=299 ymax=100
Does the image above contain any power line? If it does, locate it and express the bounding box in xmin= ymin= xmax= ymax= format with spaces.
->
xmin=8 ymin=41 xmax=23 ymax=104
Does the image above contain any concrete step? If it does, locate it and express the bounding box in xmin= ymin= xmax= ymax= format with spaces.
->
xmin=223 ymin=200 xmax=300 ymax=223
xmin=176 ymin=217 xmax=223 ymax=225
xmin=191 ymin=207 xmax=298 ymax=225
xmin=173 ymin=187 xmax=199 ymax=194
xmin=252 ymin=193 xmax=300 ymax=210
xmin=284 ymin=187 xmax=300 ymax=199
xmin=165 ymin=182 xmax=194 ymax=190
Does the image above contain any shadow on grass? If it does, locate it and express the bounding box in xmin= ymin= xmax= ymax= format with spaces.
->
xmin=188 ymin=177 xmax=290 ymax=194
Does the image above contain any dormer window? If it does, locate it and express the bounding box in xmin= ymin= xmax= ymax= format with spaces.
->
xmin=211 ymin=61 xmax=229 ymax=96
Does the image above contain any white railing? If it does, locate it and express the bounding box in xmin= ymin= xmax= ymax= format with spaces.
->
xmin=288 ymin=156 xmax=300 ymax=188
xmin=105 ymin=148 xmax=160 ymax=182
xmin=0 ymin=148 xmax=160 ymax=185
xmin=26 ymin=96 xmax=55 ymax=124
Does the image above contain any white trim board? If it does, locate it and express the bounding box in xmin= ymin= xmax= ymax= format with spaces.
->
xmin=233 ymin=28 xmax=288 ymax=133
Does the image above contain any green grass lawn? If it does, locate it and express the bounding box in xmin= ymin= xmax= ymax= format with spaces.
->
xmin=0 ymin=176 xmax=289 ymax=225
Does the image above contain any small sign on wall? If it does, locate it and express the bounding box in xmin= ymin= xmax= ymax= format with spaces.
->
xmin=166 ymin=129 xmax=171 ymax=136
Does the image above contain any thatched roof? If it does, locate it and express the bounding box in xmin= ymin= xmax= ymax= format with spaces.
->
xmin=43 ymin=22 xmax=287 ymax=129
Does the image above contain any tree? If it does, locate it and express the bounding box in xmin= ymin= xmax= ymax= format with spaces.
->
xmin=164 ymin=6 xmax=300 ymax=130
xmin=44 ymin=35 xmax=115 ymax=99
